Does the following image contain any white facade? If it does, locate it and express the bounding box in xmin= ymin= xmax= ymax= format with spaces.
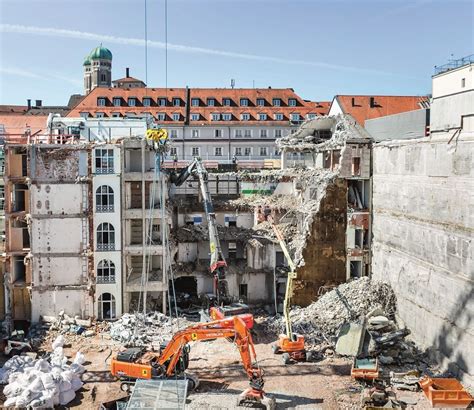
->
xmin=92 ymin=145 xmax=123 ymax=319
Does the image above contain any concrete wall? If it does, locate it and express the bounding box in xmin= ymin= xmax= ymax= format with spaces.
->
xmin=371 ymin=134 xmax=474 ymax=385
xmin=431 ymin=64 xmax=474 ymax=133
xmin=365 ymin=109 xmax=429 ymax=141
xmin=295 ymin=179 xmax=347 ymax=306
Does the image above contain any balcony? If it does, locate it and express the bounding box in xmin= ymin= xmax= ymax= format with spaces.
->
xmin=97 ymin=243 xmax=115 ymax=251
xmin=96 ymin=204 xmax=114 ymax=213
xmin=97 ymin=275 xmax=116 ymax=284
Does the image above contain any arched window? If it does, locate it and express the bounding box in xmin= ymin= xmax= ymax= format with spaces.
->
xmin=98 ymin=293 xmax=116 ymax=320
xmin=97 ymin=260 xmax=115 ymax=283
xmin=96 ymin=185 xmax=114 ymax=212
xmin=97 ymin=223 xmax=115 ymax=251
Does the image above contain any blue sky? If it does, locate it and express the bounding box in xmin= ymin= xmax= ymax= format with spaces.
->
xmin=0 ymin=0 xmax=473 ymax=105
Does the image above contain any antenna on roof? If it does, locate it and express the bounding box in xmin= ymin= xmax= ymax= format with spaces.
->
xmin=252 ymin=80 xmax=255 ymax=89
xmin=230 ymin=79 xmax=235 ymax=89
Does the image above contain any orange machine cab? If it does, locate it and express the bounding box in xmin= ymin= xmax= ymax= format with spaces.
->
xmin=111 ymin=358 xmax=153 ymax=380
xmin=209 ymin=304 xmax=253 ymax=329
xmin=278 ymin=334 xmax=305 ymax=352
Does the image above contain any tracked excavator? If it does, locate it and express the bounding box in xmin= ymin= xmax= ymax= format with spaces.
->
xmin=110 ymin=316 xmax=275 ymax=409
xmin=270 ymin=220 xmax=310 ymax=364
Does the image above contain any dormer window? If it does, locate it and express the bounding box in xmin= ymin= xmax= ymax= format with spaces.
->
xmin=207 ymin=98 xmax=215 ymax=107
xmin=275 ymin=113 xmax=283 ymax=121
xmin=291 ymin=113 xmax=300 ymax=121
xmin=241 ymin=113 xmax=250 ymax=121
xmin=222 ymin=113 xmax=232 ymax=121
xmin=157 ymin=112 xmax=166 ymax=121
xmin=97 ymin=97 xmax=106 ymax=107
xmin=307 ymin=113 xmax=317 ymax=120
xmin=211 ymin=113 xmax=221 ymax=121
xmin=172 ymin=97 xmax=181 ymax=107
xmin=257 ymin=98 xmax=265 ymax=106
xmin=258 ymin=113 xmax=267 ymax=121
xmin=128 ymin=98 xmax=136 ymax=107
xmin=191 ymin=98 xmax=200 ymax=107
xmin=190 ymin=113 xmax=200 ymax=121
xmin=113 ymin=97 xmax=121 ymax=107
xmin=223 ymin=98 xmax=231 ymax=106
xmin=272 ymin=98 xmax=281 ymax=107
xmin=172 ymin=113 xmax=180 ymax=121
xmin=158 ymin=98 xmax=167 ymax=106
xmin=143 ymin=97 xmax=151 ymax=107
xmin=288 ymin=98 xmax=297 ymax=107
xmin=240 ymin=98 xmax=249 ymax=107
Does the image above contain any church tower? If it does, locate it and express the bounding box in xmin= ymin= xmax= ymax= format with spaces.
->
xmin=83 ymin=45 xmax=112 ymax=94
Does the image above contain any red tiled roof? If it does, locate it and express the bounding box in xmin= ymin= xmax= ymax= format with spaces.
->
xmin=334 ymin=95 xmax=429 ymax=126
xmin=0 ymin=105 xmax=28 ymax=115
xmin=0 ymin=115 xmax=49 ymax=140
xmin=68 ymin=87 xmax=329 ymax=123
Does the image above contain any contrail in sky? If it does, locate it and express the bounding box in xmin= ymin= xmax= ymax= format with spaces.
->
xmin=0 ymin=23 xmax=393 ymax=76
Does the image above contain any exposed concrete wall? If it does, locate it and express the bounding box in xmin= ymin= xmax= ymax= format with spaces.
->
xmin=372 ymin=135 xmax=474 ymax=385
xmin=294 ymin=179 xmax=347 ymax=306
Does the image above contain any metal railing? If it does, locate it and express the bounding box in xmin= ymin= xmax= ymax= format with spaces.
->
xmin=96 ymin=204 xmax=114 ymax=213
xmin=96 ymin=243 xmax=115 ymax=251
xmin=97 ymin=275 xmax=116 ymax=284
xmin=434 ymin=54 xmax=474 ymax=75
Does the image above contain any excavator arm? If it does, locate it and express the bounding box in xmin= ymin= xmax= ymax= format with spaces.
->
xmin=158 ymin=316 xmax=261 ymax=385
xmin=169 ymin=158 xmax=229 ymax=303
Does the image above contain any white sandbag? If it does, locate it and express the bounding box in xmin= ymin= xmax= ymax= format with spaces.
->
xmin=69 ymin=363 xmax=86 ymax=374
xmin=71 ymin=376 xmax=83 ymax=392
xmin=52 ymin=335 xmax=65 ymax=350
xmin=34 ymin=358 xmax=51 ymax=373
xmin=59 ymin=388 xmax=75 ymax=405
xmin=4 ymin=396 xmax=18 ymax=406
xmin=61 ymin=370 xmax=74 ymax=382
xmin=29 ymin=376 xmax=45 ymax=393
xmin=16 ymin=388 xmax=41 ymax=407
xmin=3 ymin=381 xmax=22 ymax=397
xmin=60 ymin=379 xmax=72 ymax=392
xmin=41 ymin=373 xmax=56 ymax=390
xmin=73 ymin=351 xmax=86 ymax=365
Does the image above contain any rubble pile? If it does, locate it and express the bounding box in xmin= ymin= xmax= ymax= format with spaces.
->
xmin=0 ymin=336 xmax=85 ymax=407
xmin=366 ymin=314 xmax=419 ymax=366
xmin=109 ymin=312 xmax=192 ymax=346
xmin=263 ymin=277 xmax=396 ymax=346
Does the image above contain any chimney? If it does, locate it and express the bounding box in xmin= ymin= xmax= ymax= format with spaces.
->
xmin=27 ymin=99 xmax=31 ymax=110
xmin=35 ymin=100 xmax=42 ymax=107
xmin=126 ymin=67 xmax=130 ymax=77
xmin=369 ymin=97 xmax=375 ymax=108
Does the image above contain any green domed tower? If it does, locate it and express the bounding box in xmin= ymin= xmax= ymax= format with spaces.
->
xmin=83 ymin=45 xmax=113 ymax=94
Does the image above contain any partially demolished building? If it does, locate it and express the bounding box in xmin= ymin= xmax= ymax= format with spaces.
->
xmin=1 ymin=112 xmax=375 ymax=325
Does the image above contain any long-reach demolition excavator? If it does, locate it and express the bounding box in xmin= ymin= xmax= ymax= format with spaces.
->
xmin=110 ymin=316 xmax=275 ymax=409
xmin=270 ymin=221 xmax=310 ymax=364
xmin=169 ymin=157 xmax=252 ymax=327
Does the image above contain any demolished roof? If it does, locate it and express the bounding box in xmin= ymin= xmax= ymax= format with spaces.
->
xmin=276 ymin=114 xmax=371 ymax=152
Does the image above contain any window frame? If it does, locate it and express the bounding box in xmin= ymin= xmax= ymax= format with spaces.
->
xmin=191 ymin=129 xmax=200 ymax=138
xmin=97 ymin=97 xmax=106 ymax=107
xmin=275 ymin=113 xmax=284 ymax=121
xmin=95 ymin=148 xmax=114 ymax=174
xmin=259 ymin=146 xmax=268 ymax=156
xmin=288 ymin=98 xmax=297 ymax=107
xmin=98 ymin=292 xmax=116 ymax=320
xmin=190 ymin=113 xmax=200 ymax=121
xmin=214 ymin=129 xmax=223 ymax=138
xmin=96 ymin=185 xmax=114 ymax=212
xmin=172 ymin=113 xmax=180 ymax=121
xmin=142 ymin=97 xmax=151 ymax=107
xmin=256 ymin=98 xmax=265 ymax=106
xmin=241 ymin=113 xmax=250 ymax=121
xmin=223 ymin=98 xmax=232 ymax=106
xmin=222 ymin=113 xmax=232 ymax=121
xmin=191 ymin=98 xmax=200 ymax=107
xmin=191 ymin=146 xmax=201 ymax=157
xmin=240 ymin=98 xmax=249 ymax=107
xmin=113 ymin=97 xmax=121 ymax=107
xmin=96 ymin=222 xmax=115 ymax=251
xmin=207 ymin=98 xmax=215 ymax=107
xmin=258 ymin=113 xmax=267 ymax=121
xmin=272 ymin=98 xmax=281 ymax=107
xmin=172 ymin=97 xmax=181 ymax=107
xmin=214 ymin=147 xmax=223 ymax=156
xmin=97 ymin=260 xmax=116 ymax=283
xmin=260 ymin=129 xmax=268 ymax=138
xmin=211 ymin=113 xmax=221 ymax=121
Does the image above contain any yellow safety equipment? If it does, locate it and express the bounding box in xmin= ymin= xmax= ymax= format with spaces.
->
xmin=146 ymin=128 xmax=168 ymax=142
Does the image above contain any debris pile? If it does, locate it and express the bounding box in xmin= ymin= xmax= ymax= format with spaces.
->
xmin=109 ymin=312 xmax=191 ymax=346
xmin=365 ymin=312 xmax=418 ymax=366
xmin=0 ymin=335 xmax=85 ymax=407
xmin=262 ymin=277 xmax=396 ymax=347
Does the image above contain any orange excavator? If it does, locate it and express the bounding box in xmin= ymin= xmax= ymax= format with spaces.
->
xmin=110 ymin=316 xmax=275 ymax=409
